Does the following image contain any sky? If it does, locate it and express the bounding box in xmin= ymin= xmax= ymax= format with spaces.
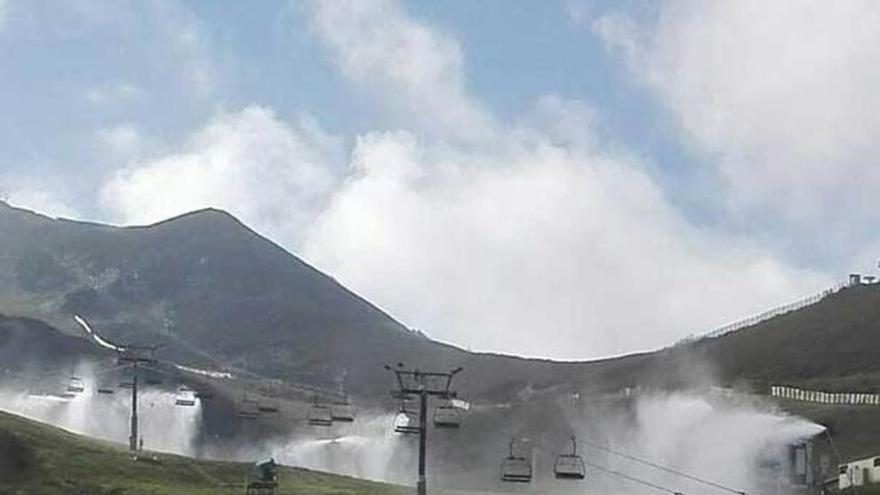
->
xmin=1 ymin=0 xmax=878 ymax=360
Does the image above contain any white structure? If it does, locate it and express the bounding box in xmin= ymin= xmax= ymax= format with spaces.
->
xmin=771 ymin=386 xmax=880 ymax=406
xmin=839 ymin=456 xmax=880 ymax=489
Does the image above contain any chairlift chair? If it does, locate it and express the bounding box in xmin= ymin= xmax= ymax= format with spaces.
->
xmin=257 ymin=399 xmax=280 ymax=414
xmin=307 ymin=403 xmax=333 ymax=427
xmin=393 ymin=400 xmax=420 ymax=434
xmin=331 ymin=403 xmax=355 ymax=422
xmin=257 ymin=381 xmax=281 ymax=413
xmin=66 ymin=376 xmax=85 ymax=394
xmin=554 ymin=436 xmax=586 ymax=480
xmin=238 ymin=398 xmax=260 ymax=419
xmin=433 ymin=403 xmax=462 ymax=428
xmin=174 ymin=387 xmax=197 ymax=407
xmin=393 ymin=411 xmax=420 ymax=434
xmin=96 ymin=384 xmax=115 ymax=395
xmin=501 ymin=438 xmax=533 ymax=483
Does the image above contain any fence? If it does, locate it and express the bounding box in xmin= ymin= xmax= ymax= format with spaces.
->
xmin=771 ymin=385 xmax=880 ymax=406
xmin=674 ymin=282 xmax=848 ymax=346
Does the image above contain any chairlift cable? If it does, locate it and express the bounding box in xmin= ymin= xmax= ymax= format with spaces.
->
xmin=584 ymin=460 xmax=687 ymax=495
xmin=581 ymin=438 xmax=747 ymax=495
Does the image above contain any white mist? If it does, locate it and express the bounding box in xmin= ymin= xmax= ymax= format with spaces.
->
xmin=576 ymin=391 xmax=825 ymax=495
xmin=0 ymin=365 xmax=202 ymax=456
xmin=265 ymin=413 xmax=416 ymax=484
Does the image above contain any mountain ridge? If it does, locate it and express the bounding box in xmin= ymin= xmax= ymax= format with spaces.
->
xmin=0 ymin=201 xmax=418 ymax=383
xmin=3 ymin=200 xmax=880 ymax=400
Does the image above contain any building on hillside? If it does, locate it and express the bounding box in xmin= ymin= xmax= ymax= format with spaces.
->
xmin=849 ymin=273 xmax=880 ymax=285
xmin=789 ymin=438 xmax=833 ymax=488
xmin=757 ymin=432 xmax=833 ymax=491
xmin=839 ymin=456 xmax=880 ymax=490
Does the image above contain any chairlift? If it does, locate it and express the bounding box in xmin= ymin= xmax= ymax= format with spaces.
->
xmin=393 ymin=401 xmax=420 ymax=434
xmin=553 ymin=436 xmax=586 ymax=480
xmin=433 ymin=402 xmax=462 ymax=428
xmin=237 ymin=398 xmax=260 ymax=419
xmin=174 ymin=387 xmax=197 ymax=407
xmin=194 ymin=390 xmax=214 ymax=400
xmin=307 ymin=402 xmax=333 ymax=427
xmin=501 ymin=438 xmax=533 ymax=483
xmin=257 ymin=399 xmax=280 ymax=414
xmin=96 ymin=385 xmax=115 ymax=395
xmin=118 ymin=380 xmax=134 ymax=389
xmin=393 ymin=411 xmax=420 ymax=434
xmin=331 ymin=403 xmax=355 ymax=422
xmin=65 ymin=376 xmax=85 ymax=394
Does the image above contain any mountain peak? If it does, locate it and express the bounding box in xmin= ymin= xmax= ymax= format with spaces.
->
xmin=135 ymin=207 xmax=250 ymax=234
xmin=179 ymin=207 xmax=237 ymax=221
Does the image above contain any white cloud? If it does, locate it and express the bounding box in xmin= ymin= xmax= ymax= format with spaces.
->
xmin=89 ymin=2 xmax=833 ymax=360
xmin=99 ymin=106 xmax=343 ymax=245
xmin=167 ymin=14 xmax=216 ymax=96
xmin=0 ymin=180 xmax=79 ymax=219
xmin=305 ymin=0 xmax=495 ymax=143
xmin=20 ymin=1 xmax=218 ymax=98
xmin=589 ymin=1 xmax=880 ymax=233
xmin=302 ymin=128 xmax=828 ymax=359
xmin=295 ymin=0 xmax=828 ymax=357
xmin=95 ymin=123 xmax=145 ymax=156
xmin=84 ymin=81 xmax=145 ymax=106
xmin=0 ymin=0 xmax=9 ymax=32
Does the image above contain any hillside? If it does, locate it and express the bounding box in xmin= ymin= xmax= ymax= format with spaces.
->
xmin=0 ymin=201 xmax=438 ymax=390
xmin=0 ymin=409 xmax=402 ymax=495
xmin=691 ymin=283 xmax=880 ymax=391
xmin=4 ymin=199 xmax=880 ymax=401
xmin=5 ymin=202 xmax=880 ymax=487
xmin=0 ymin=201 xmax=657 ymax=401
xmin=0 ymin=313 xmax=104 ymax=373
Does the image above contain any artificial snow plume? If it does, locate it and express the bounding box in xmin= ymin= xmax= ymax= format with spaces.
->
xmin=0 ymin=362 xmax=826 ymax=494
xmin=256 ymin=413 xmax=417 ymax=484
xmin=568 ymin=391 xmax=826 ymax=495
xmin=217 ymin=389 xmax=825 ymax=495
xmin=0 ymin=362 xmax=203 ymax=456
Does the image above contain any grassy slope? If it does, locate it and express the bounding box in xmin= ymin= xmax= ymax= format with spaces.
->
xmin=0 ymin=410 xmax=403 ymax=495
xmin=693 ymin=283 xmax=880 ymax=390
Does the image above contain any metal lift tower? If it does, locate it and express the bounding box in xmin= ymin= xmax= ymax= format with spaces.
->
xmin=386 ymin=363 xmax=463 ymax=495
xmin=118 ymin=344 xmax=160 ymax=451
xmin=74 ymin=315 xmax=160 ymax=451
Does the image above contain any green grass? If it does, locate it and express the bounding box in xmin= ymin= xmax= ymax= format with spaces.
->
xmin=0 ymin=410 xmax=406 ymax=495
